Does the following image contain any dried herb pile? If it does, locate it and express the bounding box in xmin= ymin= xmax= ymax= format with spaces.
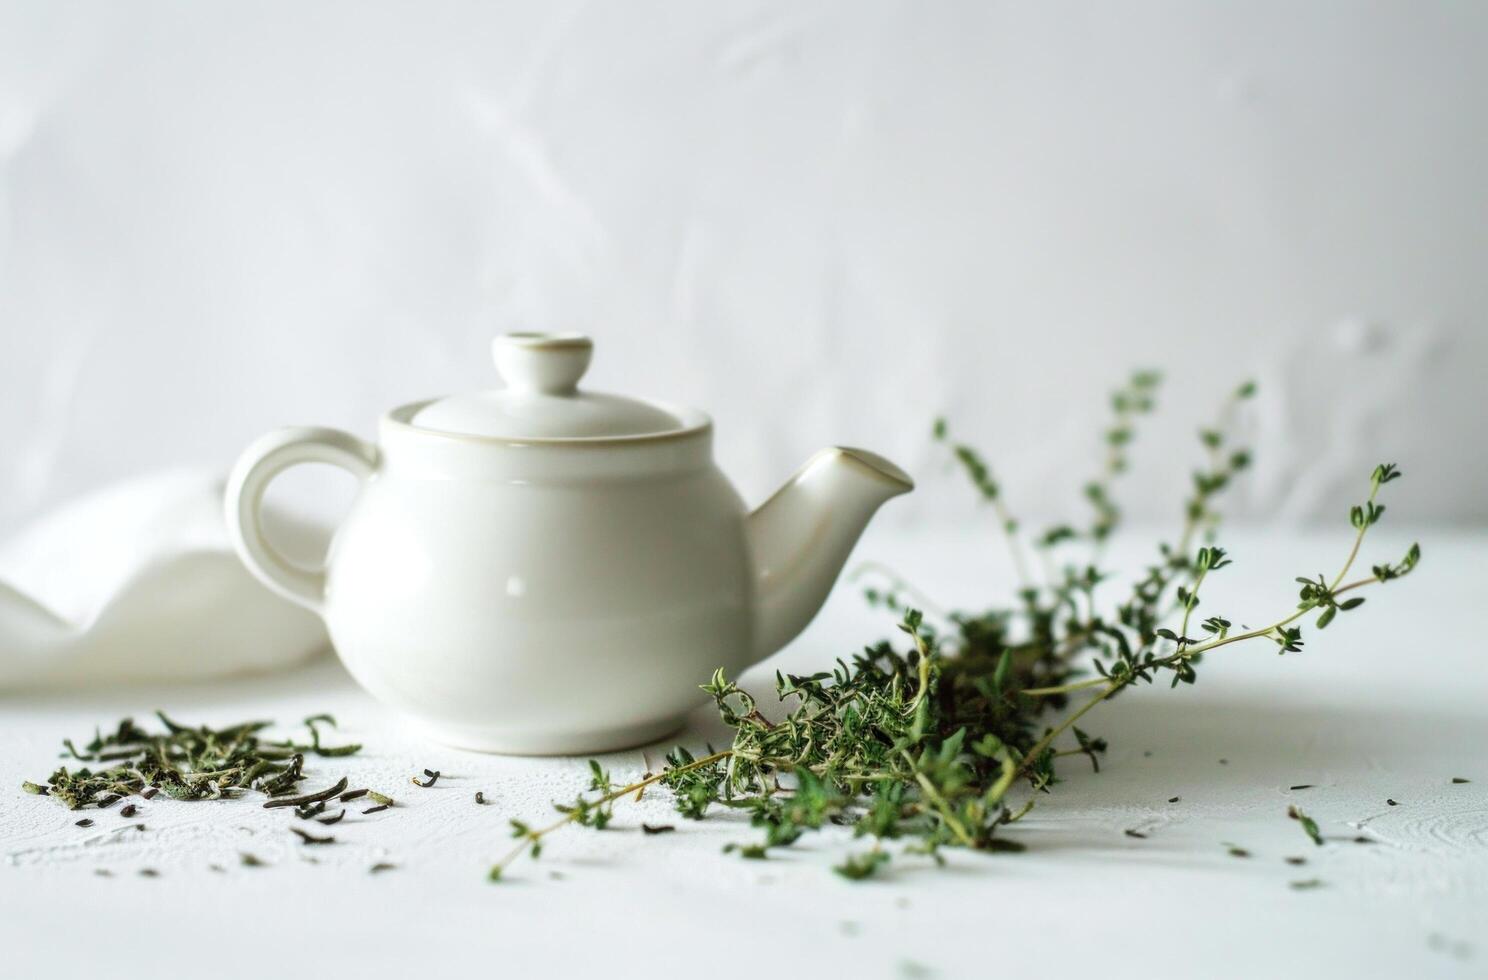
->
xmin=490 ymin=376 xmax=1421 ymax=880
xmin=23 ymin=713 xmax=366 ymax=808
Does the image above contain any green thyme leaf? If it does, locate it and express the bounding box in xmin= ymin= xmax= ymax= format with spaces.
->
xmin=1287 ymin=805 xmax=1324 ymax=846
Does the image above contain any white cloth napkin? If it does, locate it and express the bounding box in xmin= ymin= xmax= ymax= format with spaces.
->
xmin=0 ymin=469 xmax=329 ymax=688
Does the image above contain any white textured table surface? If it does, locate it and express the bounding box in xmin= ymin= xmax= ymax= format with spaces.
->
xmin=2 ymin=526 xmax=1484 ymax=979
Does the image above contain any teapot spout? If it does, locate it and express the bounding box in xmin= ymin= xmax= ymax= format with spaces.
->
xmin=746 ymin=447 xmax=914 ymax=662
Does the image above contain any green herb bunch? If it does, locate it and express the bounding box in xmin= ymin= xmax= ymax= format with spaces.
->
xmin=492 ymin=376 xmax=1421 ymax=881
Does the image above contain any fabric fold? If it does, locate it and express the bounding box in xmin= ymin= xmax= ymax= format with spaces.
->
xmin=0 ymin=469 xmax=329 ymax=688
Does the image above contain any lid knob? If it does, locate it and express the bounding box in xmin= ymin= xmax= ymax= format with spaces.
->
xmin=493 ymin=332 xmax=593 ymax=396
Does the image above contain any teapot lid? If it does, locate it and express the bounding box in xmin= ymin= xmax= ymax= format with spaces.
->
xmin=410 ymin=333 xmax=691 ymax=440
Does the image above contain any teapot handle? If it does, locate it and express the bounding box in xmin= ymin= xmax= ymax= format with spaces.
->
xmin=224 ymin=426 xmax=380 ymax=614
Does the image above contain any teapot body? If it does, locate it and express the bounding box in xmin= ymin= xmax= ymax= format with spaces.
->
xmin=225 ymin=333 xmax=914 ymax=755
xmin=321 ymin=406 xmax=752 ymax=753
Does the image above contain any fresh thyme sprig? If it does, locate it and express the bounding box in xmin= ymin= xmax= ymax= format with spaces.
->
xmin=492 ymin=379 xmax=1421 ymax=881
xmin=1034 ymin=368 xmax=1161 ymax=555
xmin=930 ymin=368 xmax=1162 ymax=590
xmin=491 ymin=752 xmax=731 ymax=879
xmin=931 ymin=417 xmax=1033 ymax=589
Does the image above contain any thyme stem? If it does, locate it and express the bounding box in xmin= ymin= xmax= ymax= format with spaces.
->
xmin=903 ymin=750 xmax=977 ymax=848
xmin=1017 ymin=684 xmax=1118 ymax=777
xmin=990 ymin=497 xmax=1033 ymax=589
xmin=849 ymin=562 xmax=955 ymax=622
xmin=489 ymin=751 xmax=733 ymax=879
xmin=1021 ymin=676 xmax=1109 ymax=697
xmin=1329 ymin=477 xmax=1383 ymax=591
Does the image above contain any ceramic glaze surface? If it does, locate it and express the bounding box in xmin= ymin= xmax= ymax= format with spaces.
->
xmin=225 ymin=334 xmax=912 ymax=753
xmin=412 ymin=334 xmax=692 ymax=440
xmin=325 ymin=437 xmax=751 ymax=753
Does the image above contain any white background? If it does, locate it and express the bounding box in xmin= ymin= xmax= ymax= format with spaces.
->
xmin=2 ymin=0 xmax=1484 ymax=535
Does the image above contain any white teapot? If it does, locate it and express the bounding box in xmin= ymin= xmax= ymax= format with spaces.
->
xmin=225 ymin=333 xmax=912 ymax=754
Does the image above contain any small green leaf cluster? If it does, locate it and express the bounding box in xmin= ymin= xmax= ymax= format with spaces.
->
xmin=1373 ymin=542 xmax=1421 ymax=583
xmin=662 ymin=745 xmax=727 ymax=819
xmin=834 ymin=848 xmax=891 ymax=880
xmin=1085 ymin=370 xmax=1161 ymax=542
xmin=933 ymin=420 xmax=1002 ymax=505
xmin=1182 ymin=381 xmax=1256 ymax=538
xmin=641 ymin=614 xmax=1041 ymax=876
xmin=553 ymin=761 xmax=616 ymax=829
